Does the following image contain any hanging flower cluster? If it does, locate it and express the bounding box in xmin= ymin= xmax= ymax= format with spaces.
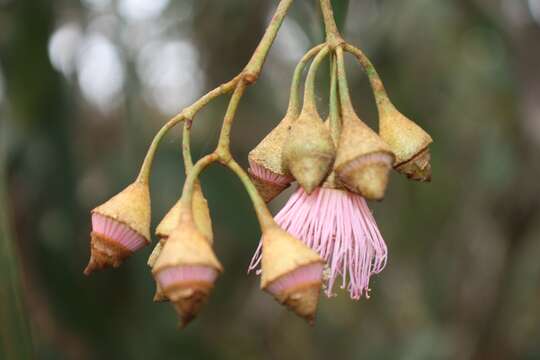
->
xmin=84 ymin=0 xmax=433 ymax=327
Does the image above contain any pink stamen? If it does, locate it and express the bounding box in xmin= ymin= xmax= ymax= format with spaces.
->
xmin=92 ymin=213 xmax=147 ymax=252
xmin=156 ymin=266 xmax=219 ymax=289
xmin=248 ymin=160 xmax=293 ymax=186
xmin=266 ymin=262 xmax=323 ymax=296
xmin=249 ymin=187 xmax=388 ymax=300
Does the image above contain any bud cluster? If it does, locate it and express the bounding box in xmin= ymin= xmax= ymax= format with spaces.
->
xmin=84 ymin=0 xmax=433 ymax=329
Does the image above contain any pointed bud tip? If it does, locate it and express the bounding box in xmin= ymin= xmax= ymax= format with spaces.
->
xmin=83 ymin=232 xmax=132 ymax=275
xmin=289 ymin=156 xmax=332 ymax=194
xmin=265 ymin=262 xmax=323 ymax=323
xmin=153 ymin=285 xmax=169 ymax=303
xmin=171 ymin=286 xmax=212 ymax=328
xmin=283 ymin=283 xmax=322 ymax=324
xmin=396 ymin=148 xmax=432 ymax=182
xmin=155 ymin=265 xmax=220 ymax=327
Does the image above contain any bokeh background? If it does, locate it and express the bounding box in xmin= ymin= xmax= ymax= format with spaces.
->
xmin=1 ymin=0 xmax=540 ymax=359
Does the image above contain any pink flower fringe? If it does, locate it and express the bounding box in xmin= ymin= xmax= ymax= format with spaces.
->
xmin=156 ymin=266 xmax=219 ymax=289
xmin=266 ymin=262 xmax=324 ymax=296
xmin=248 ymin=160 xmax=293 ymax=186
xmin=92 ymin=213 xmax=147 ymax=252
xmin=249 ymin=187 xmax=388 ymax=300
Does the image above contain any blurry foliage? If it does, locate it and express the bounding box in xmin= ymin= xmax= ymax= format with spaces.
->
xmin=1 ymin=0 xmax=540 ymax=359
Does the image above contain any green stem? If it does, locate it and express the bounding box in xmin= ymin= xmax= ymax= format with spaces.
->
xmin=286 ymin=44 xmax=326 ymax=117
xmin=329 ymin=54 xmax=341 ymax=142
xmin=136 ymin=114 xmax=185 ymax=184
xmin=335 ymin=46 xmax=355 ymax=116
xmin=136 ymin=0 xmax=295 ymax=184
xmin=303 ymin=46 xmax=330 ymax=112
xmin=344 ymin=43 xmax=390 ymax=108
xmin=180 ymin=153 xmax=219 ymax=210
xmin=319 ymin=0 xmax=344 ymax=47
xmin=216 ymin=81 xmax=248 ymax=157
xmin=182 ymin=121 xmax=194 ymax=174
xmin=135 ymin=76 xmax=241 ymax=184
xmin=225 ymin=160 xmax=275 ymax=231
xmin=243 ymin=0 xmax=295 ymax=81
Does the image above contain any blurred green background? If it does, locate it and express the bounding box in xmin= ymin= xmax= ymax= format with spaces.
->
xmin=1 ymin=0 xmax=540 ymax=359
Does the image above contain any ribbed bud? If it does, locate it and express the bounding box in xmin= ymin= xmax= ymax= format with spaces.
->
xmin=248 ymin=115 xmax=295 ymax=202
xmin=335 ymin=112 xmax=394 ymax=200
xmin=261 ymin=226 xmax=324 ymax=324
xmin=282 ymin=108 xmax=335 ymax=194
xmin=152 ymin=209 xmax=222 ymax=327
xmin=84 ymin=181 xmax=150 ymax=275
xmin=378 ymin=99 xmax=433 ymax=182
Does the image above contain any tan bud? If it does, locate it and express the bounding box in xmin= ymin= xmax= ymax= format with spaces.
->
xmin=335 ymin=112 xmax=394 ymax=200
xmin=249 ymin=114 xmax=294 ymax=177
xmin=85 ymin=181 xmax=151 ymax=275
xmin=248 ymin=114 xmax=295 ymax=202
xmin=282 ymin=108 xmax=335 ymax=194
xmin=152 ymin=186 xmax=213 ymax=304
xmin=261 ymin=226 xmax=324 ymax=323
xmin=92 ymin=181 xmax=151 ymax=241
xmin=153 ymin=209 xmax=222 ymax=326
xmin=155 ymin=183 xmax=213 ymax=243
xmin=152 ymin=219 xmax=222 ymax=274
xmin=378 ymin=100 xmax=433 ymax=181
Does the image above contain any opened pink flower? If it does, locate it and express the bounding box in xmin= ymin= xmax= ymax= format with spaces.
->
xmin=250 ymin=186 xmax=387 ymax=300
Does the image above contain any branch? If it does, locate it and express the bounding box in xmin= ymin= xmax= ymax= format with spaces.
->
xmin=136 ymin=0 xmax=294 ymax=185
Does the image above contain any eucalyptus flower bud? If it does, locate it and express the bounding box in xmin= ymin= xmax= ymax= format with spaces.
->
xmin=151 ymin=183 xmax=214 ymax=303
xmin=84 ymin=181 xmax=150 ymax=275
xmin=378 ymin=100 xmax=433 ymax=181
xmin=248 ymin=114 xmax=295 ymax=203
xmin=282 ymin=108 xmax=335 ymax=194
xmin=335 ymin=112 xmax=394 ymax=200
xmin=155 ymin=183 xmax=213 ymax=242
xmin=261 ymin=225 xmax=324 ymax=324
xmin=152 ymin=208 xmax=222 ymax=327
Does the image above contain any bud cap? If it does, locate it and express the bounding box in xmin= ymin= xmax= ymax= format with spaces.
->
xmin=261 ymin=226 xmax=324 ymax=322
xmin=282 ymin=109 xmax=335 ymax=194
xmin=249 ymin=114 xmax=295 ymax=177
xmin=335 ymin=112 xmax=394 ymax=200
xmin=378 ymin=100 xmax=433 ymax=171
